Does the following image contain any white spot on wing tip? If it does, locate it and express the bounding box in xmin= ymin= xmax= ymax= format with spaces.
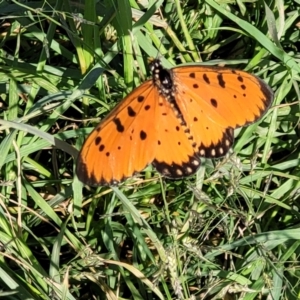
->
xmin=163 ymin=168 xmax=170 ymax=175
xmin=186 ymin=167 xmax=193 ymax=173
xmin=176 ymin=169 xmax=183 ymax=176
xmin=192 ymin=160 xmax=199 ymax=166
xmin=199 ymin=149 xmax=205 ymax=156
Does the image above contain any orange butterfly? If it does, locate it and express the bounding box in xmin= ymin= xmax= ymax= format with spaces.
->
xmin=76 ymin=59 xmax=273 ymax=186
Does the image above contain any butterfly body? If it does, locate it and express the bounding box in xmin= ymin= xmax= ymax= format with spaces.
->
xmin=76 ymin=60 xmax=273 ymax=186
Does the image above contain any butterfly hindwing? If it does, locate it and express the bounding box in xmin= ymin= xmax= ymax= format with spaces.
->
xmin=152 ymin=94 xmax=201 ymax=178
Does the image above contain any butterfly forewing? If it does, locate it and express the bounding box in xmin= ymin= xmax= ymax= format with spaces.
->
xmin=171 ymin=66 xmax=273 ymax=158
xmin=173 ymin=66 xmax=273 ymax=127
xmin=77 ymin=81 xmax=159 ymax=185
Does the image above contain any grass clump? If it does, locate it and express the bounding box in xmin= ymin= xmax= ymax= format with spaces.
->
xmin=0 ymin=0 xmax=299 ymax=299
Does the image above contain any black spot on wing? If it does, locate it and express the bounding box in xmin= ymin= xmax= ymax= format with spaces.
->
xmin=203 ymin=74 xmax=210 ymax=84
xmin=113 ymin=118 xmax=125 ymax=132
xmin=95 ymin=136 xmax=101 ymax=145
xmin=210 ymin=98 xmax=218 ymax=108
xmin=217 ymin=73 xmax=226 ymax=88
xmin=127 ymin=106 xmax=136 ymax=117
xmin=140 ymin=130 xmax=147 ymax=140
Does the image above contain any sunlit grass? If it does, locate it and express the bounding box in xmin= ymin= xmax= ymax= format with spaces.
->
xmin=0 ymin=0 xmax=299 ymax=299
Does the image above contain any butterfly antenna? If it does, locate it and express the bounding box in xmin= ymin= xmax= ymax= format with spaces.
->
xmin=128 ymin=30 xmax=147 ymax=82
xmin=155 ymin=7 xmax=168 ymax=61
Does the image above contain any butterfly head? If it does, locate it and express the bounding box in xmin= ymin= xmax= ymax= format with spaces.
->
xmin=149 ymin=58 xmax=162 ymax=71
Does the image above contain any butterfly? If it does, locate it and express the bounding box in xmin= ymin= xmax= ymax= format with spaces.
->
xmin=76 ymin=59 xmax=273 ymax=186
